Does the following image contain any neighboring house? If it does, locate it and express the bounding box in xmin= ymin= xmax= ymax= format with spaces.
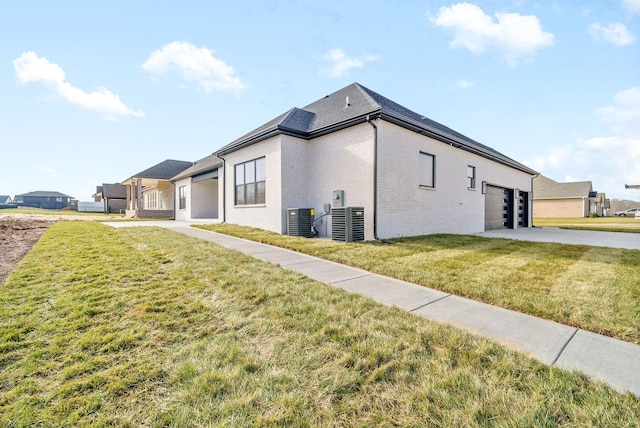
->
xmin=122 ymin=159 xmax=193 ymax=218
xmin=171 ymin=154 xmax=222 ymax=221
xmin=179 ymin=83 xmax=537 ymax=240
xmin=597 ymin=193 xmax=610 ymax=217
xmin=0 ymin=195 xmax=12 ymax=204
xmin=533 ymin=175 xmax=606 ymax=217
xmin=14 ymin=191 xmax=73 ymax=210
xmin=92 ymin=186 xmax=103 ymax=203
xmin=93 ymin=183 xmax=127 ymax=214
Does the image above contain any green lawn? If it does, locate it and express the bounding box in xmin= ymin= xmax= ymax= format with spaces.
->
xmin=1 ymin=222 xmax=639 ymax=426
xmin=197 ymin=224 xmax=640 ymax=345
xmin=534 ymin=217 xmax=640 ymax=233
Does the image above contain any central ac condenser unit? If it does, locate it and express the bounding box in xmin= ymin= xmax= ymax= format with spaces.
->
xmin=287 ymin=208 xmax=314 ymax=238
xmin=331 ymin=207 xmax=364 ymax=242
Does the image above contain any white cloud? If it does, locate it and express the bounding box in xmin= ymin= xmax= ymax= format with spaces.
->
xmin=37 ymin=165 xmax=61 ymax=181
xmin=457 ymin=79 xmax=475 ymax=89
xmin=589 ymin=22 xmax=635 ymax=46
xmin=621 ymin=0 xmax=640 ymax=13
xmin=595 ymin=87 xmax=640 ymax=135
xmin=141 ymin=41 xmax=246 ymax=94
xmin=13 ymin=51 xmax=144 ymax=120
xmin=430 ymin=2 xmax=554 ymax=65
xmin=321 ymin=48 xmax=378 ymax=78
xmin=526 ymin=88 xmax=640 ymax=200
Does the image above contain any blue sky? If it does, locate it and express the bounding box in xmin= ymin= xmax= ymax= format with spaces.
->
xmin=1 ymin=0 xmax=639 ymax=202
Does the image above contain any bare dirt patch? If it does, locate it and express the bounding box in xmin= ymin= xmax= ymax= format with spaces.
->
xmin=0 ymin=212 xmax=124 ymax=284
xmin=0 ymin=216 xmax=55 ymax=284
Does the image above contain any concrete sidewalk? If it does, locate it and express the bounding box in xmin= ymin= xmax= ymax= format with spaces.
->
xmin=106 ymin=221 xmax=640 ymax=396
xmin=477 ymin=227 xmax=640 ymax=250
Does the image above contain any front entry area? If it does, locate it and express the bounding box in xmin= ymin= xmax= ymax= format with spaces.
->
xmin=484 ymin=185 xmax=530 ymax=231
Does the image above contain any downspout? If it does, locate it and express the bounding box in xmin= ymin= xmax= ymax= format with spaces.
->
xmin=531 ymin=173 xmax=538 ymax=227
xmin=366 ymin=115 xmax=380 ymax=241
xmin=217 ymin=154 xmax=226 ymax=223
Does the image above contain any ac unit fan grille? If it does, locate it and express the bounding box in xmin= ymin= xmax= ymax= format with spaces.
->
xmin=332 ymin=207 xmax=364 ymax=242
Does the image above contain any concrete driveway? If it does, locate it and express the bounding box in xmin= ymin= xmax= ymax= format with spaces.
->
xmin=476 ymin=227 xmax=640 ymax=250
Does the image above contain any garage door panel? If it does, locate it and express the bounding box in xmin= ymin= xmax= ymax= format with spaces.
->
xmin=485 ymin=185 xmax=512 ymax=230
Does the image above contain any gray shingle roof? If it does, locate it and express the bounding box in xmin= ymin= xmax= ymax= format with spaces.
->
xmin=102 ymin=183 xmax=126 ymax=199
xmin=215 ymin=83 xmax=536 ymax=175
xmin=171 ymin=154 xmax=223 ymax=182
xmin=16 ymin=191 xmax=72 ymax=198
xmin=533 ymin=175 xmax=594 ymax=199
xmin=0 ymin=195 xmax=12 ymax=202
xmin=126 ymin=159 xmax=193 ymax=181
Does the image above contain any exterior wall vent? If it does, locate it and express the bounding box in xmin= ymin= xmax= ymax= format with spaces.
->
xmin=331 ymin=207 xmax=364 ymax=242
xmin=287 ymin=208 xmax=314 ymax=238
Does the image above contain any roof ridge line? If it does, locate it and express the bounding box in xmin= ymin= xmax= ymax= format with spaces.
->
xmin=352 ymin=82 xmax=382 ymax=111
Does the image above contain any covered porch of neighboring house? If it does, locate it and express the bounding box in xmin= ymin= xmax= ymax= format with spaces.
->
xmin=123 ymin=178 xmax=176 ymax=219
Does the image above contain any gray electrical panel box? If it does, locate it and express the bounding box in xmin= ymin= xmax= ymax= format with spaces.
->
xmin=331 ymin=207 xmax=364 ymax=242
xmin=287 ymin=208 xmax=314 ymax=238
xmin=332 ymin=190 xmax=344 ymax=208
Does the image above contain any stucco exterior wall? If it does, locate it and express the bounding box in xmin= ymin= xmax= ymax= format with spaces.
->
xmin=280 ymin=136 xmax=311 ymax=234
xmin=304 ymin=123 xmax=375 ymax=239
xmin=533 ymin=198 xmax=587 ymax=218
xmin=376 ymin=121 xmax=533 ymax=238
xmin=222 ymin=124 xmax=375 ymax=238
xmin=223 ymin=137 xmax=283 ymax=234
xmin=191 ymin=178 xmax=218 ymax=219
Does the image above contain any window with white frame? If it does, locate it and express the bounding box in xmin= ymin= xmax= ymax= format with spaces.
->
xmin=467 ymin=165 xmax=476 ymax=189
xmin=148 ymin=192 xmax=157 ymax=209
xmin=235 ymin=157 xmax=266 ymax=205
xmin=419 ymin=152 xmax=435 ymax=188
xmin=179 ymin=186 xmax=186 ymax=210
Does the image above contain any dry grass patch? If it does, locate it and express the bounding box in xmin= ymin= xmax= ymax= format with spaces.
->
xmin=1 ymin=222 xmax=639 ymax=425
xmin=534 ymin=217 xmax=640 ymax=233
xmin=197 ymin=224 xmax=640 ymax=344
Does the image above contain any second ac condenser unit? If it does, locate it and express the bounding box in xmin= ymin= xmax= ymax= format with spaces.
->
xmin=331 ymin=207 xmax=364 ymax=242
xmin=287 ymin=208 xmax=314 ymax=238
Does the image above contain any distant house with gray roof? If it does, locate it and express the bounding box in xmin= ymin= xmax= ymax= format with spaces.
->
xmin=175 ymin=83 xmax=537 ymax=239
xmin=0 ymin=195 xmax=12 ymax=204
xmin=14 ymin=191 xmax=73 ymax=210
xmin=122 ymin=159 xmax=192 ymax=218
xmin=92 ymin=183 xmax=127 ymax=214
xmin=533 ymin=175 xmax=607 ymax=217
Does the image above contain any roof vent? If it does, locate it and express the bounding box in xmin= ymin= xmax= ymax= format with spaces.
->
xmin=344 ymin=96 xmax=350 ymax=109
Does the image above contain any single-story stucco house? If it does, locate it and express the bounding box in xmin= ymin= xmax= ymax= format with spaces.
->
xmin=174 ymin=83 xmax=537 ymax=240
xmin=533 ymin=175 xmax=608 ymax=217
xmin=123 ymin=159 xmax=192 ymax=218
